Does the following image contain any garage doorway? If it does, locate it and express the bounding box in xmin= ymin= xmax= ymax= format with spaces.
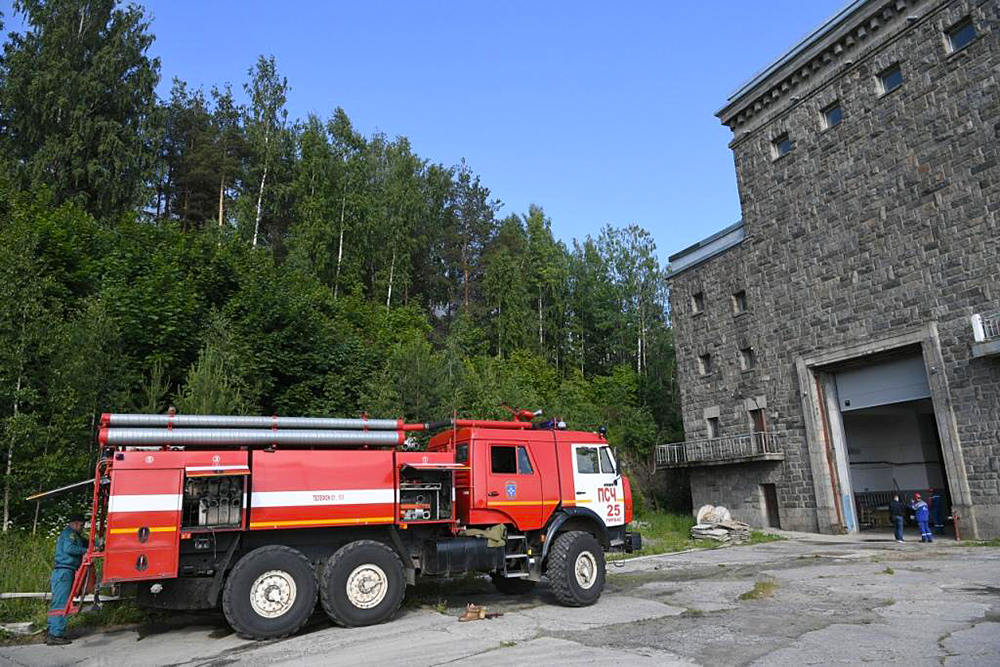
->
xmin=832 ymin=355 xmax=950 ymax=534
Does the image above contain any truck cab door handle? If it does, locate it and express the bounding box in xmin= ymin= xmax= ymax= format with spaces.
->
xmin=488 ymin=491 xmax=499 ymax=497
xmin=576 ymin=491 xmax=586 ymax=495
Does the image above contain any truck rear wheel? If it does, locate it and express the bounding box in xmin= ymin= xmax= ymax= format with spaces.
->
xmin=222 ymin=545 xmax=318 ymax=639
xmin=546 ymin=530 xmax=605 ymax=607
xmin=491 ymin=573 xmax=536 ymax=595
xmin=321 ymin=540 xmax=405 ymax=627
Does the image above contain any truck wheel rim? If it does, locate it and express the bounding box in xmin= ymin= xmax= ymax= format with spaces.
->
xmin=250 ymin=570 xmax=297 ymax=618
xmin=574 ymin=551 xmax=598 ymax=590
xmin=346 ymin=563 xmax=388 ymax=609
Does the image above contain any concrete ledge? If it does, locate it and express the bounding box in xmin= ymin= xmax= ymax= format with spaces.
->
xmin=971 ymin=340 xmax=1000 ymax=358
xmin=659 ymin=452 xmax=785 ymax=469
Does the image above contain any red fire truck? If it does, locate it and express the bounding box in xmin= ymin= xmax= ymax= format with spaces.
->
xmin=61 ymin=411 xmax=640 ymax=639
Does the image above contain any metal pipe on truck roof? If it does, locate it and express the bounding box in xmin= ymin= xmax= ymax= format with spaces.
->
xmin=99 ymin=428 xmax=405 ymax=447
xmin=101 ymin=413 xmax=404 ymax=431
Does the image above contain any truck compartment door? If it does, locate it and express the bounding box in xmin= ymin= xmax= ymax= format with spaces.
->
xmin=104 ymin=468 xmax=182 ymax=582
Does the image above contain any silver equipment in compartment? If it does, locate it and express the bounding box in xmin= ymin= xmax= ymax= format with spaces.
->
xmin=183 ymin=476 xmax=243 ymax=528
xmin=399 ymin=483 xmax=443 ymax=522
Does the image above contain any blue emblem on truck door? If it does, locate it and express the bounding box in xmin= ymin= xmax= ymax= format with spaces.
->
xmin=505 ymin=481 xmax=517 ymax=499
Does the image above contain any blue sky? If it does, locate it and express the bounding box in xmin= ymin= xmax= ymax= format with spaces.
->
xmin=2 ymin=1 xmax=844 ymax=264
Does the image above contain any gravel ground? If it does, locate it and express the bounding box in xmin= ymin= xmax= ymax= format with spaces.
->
xmin=2 ymin=534 xmax=998 ymax=666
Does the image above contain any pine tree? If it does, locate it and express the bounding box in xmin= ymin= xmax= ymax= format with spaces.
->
xmin=0 ymin=0 xmax=160 ymax=219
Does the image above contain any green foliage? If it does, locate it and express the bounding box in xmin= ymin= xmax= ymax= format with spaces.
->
xmin=0 ymin=0 xmax=160 ymax=219
xmin=0 ymin=532 xmax=54 ymax=622
xmin=174 ymin=317 xmax=248 ymax=415
xmin=0 ymin=1 xmax=684 ymax=529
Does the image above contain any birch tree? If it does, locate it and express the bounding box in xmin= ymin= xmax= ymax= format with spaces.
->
xmin=243 ymin=55 xmax=288 ymax=247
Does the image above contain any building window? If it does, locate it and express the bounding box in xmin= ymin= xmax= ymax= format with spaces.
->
xmin=739 ymin=346 xmax=756 ymax=371
xmin=772 ymin=134 xmax=794 ymax=159
xmin=822 ymin=102 xmax=843 ymax=129
xmin=698 ymin=353 xmax=713 ymax=376
xmin=706 ymin=417 xmax=720 ymax=439
xmin=732 ymin=290 xmax=748 ymax=314
xmin=879 ymin=64 xmax=903 ymax=94
xmin=691 ymin=291 xmax=704 ymax=314
xmin=947 ymin=18 xmax=976 ymax=52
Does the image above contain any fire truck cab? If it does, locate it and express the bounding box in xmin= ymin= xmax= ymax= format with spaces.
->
xmin=66 ymin=413 xmax=641 ymax=639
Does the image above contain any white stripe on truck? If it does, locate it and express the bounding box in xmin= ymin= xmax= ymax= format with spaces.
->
xmin=250 ymin=489 xmax=394 ymax=507
xmin=108 ymin=494 xmax=182 ymax=513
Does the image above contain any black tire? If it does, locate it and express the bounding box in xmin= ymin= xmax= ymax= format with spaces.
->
xmin=321 ymin=540 xmax=406 ymax=628
xmin=490 ymin=573 xmax=536 ymax=595
xmin=546 ymin=530 xmax=605 ymax=607
xmin=222 ymin=545 xmax=318 ymax=640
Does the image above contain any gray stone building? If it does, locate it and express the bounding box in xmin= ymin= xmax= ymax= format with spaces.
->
xmin=660 ymin=0 xmax=1000 ymax=538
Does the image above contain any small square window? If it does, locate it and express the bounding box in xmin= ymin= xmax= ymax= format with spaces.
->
xmin=879 ymin=64 xmax=903 ymax=94
xmin=706 ymin=417 xmax=720 ymax=439
xmin=691 ymin=291 xmax=704 ymax=314
xmin=491 ymin=445 xmax=517 ymax=474
xmin=576 ymin=447 xmax=600 ymax=474
xmin=772 ymin=134 xmax=794 ymax=159
xmin=732 ymin=290 xmax=748 ymax=314
xmin=947 ymin=19 xmax=976 ymax=52
xmin=823 ymin=103 xmax=843 ymax=129
xmin=739 ymin=346 xmax=756 ymax=371
xmin=698 ymin=353 xmax=713 ymax=376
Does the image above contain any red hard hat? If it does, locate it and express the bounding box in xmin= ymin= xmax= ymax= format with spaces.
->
xmin=914 ymin=493 xmax=921 ymax=499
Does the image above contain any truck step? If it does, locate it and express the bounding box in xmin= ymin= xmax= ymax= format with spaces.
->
xmin=502 ymin=572 xmax=531 ymax=579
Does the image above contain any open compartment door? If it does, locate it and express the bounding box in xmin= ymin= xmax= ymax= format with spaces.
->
xmin=104 ymin=468 xmax=182 ymax=582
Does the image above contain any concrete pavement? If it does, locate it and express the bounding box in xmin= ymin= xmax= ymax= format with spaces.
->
xmin=2 ymin=535 xmax=998 ymax=666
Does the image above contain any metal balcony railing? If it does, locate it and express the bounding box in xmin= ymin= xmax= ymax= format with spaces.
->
xmin=655 ymin=431 xmax=783 ymax=468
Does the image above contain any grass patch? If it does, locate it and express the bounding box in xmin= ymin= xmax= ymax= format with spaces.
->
xmin=882 ymin=567 xmax=895 ymax=575
xmin=628 ymin=512 xmax=700 ymax=556
xmin=627 ymin=511 xmax=785 ymax=557
xmin=745 ymin=531 xmax=784 ymax=545
xmin=955 ymin=538 xmax=1000 ymax=548
xmin=738 ymin=580 xmax=779 ymax=601
xmin=0 ymin=532 xmax=57 ymax=625
xmin=681 ymin=608 xmax=705 ymax=617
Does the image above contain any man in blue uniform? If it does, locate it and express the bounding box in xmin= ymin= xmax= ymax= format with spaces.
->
xmin=911 ymin=493 xmax=933 ymax=543
xmin=46 ymin=513 xmax=88 ymax=645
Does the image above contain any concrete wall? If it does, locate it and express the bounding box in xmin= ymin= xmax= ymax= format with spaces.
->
xmin=668 ymin=0 xmax=1000 ymax=536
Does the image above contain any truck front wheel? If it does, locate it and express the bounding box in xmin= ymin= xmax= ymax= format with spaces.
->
xmin=321 ymin=540 xmax=405 ymax=627
xmin=546 ymin=530 xmax=605 ymax=607
xmin=222 ymin=545 xmax=318 ymax=639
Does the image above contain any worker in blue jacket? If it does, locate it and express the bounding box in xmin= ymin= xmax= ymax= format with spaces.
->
xmin=911 ymin=493 xmax=933 ymax=543
xmin=46 ymin=513 xmax=89 ymax=645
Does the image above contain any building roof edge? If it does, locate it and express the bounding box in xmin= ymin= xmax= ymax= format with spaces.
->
xmin=715 ymin=0 xmax=874 ymax=119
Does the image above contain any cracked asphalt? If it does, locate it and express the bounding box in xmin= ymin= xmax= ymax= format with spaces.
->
xmin=2 ymin=534 xmax=998 ymax=666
